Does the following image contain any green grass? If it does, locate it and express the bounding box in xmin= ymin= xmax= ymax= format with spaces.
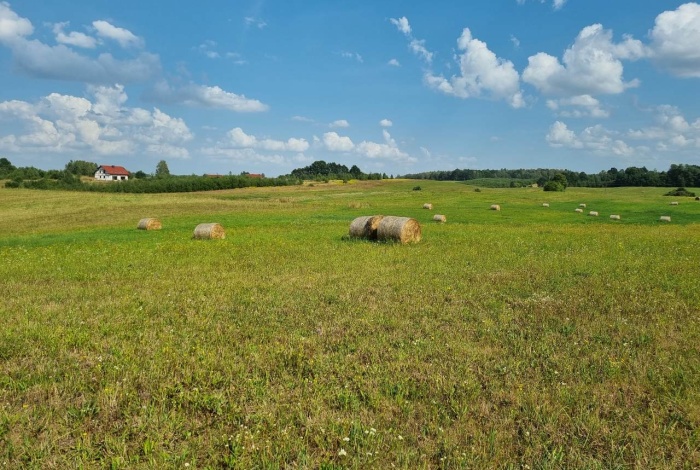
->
xmin=1 ymin=180 xmax=699 ymax=468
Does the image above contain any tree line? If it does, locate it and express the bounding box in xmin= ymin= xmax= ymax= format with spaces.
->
xmin=400 ymin=164 xmax=700 ymax=188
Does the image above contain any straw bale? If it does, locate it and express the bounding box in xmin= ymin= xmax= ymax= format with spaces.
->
xmin=377 ymin=216 xmax=421 ymax=244
xmin=137 ymin=218 xmax=162 ymax=230
xmin=575 ymin=208 xmax=584 ymax=213
xmin=490 ymin=204 xmax=501 ymax=211
xmin=542 ymin=203 xmax=550 ymax=207
xmin=659 ymin=216 xmax=671 ymax=222
xmin=579 ymin=203 xmax=587 ymax=208
xmin=610 ymin=214 xmax=621 ymax=220
xmin=193 ymin=223 xmax=225 ymax=239
xmin=349 ymin=215 xmax=384 ymax=240
xmin=423 ymin=203 xmax=433 ymax=210
xmin=433 ymin=214 xmax=447 ymax=223
xmin=588 ymin=211 xmax=599 ymax=217
xmin=670 ymin=201 xmax=679 ymax=206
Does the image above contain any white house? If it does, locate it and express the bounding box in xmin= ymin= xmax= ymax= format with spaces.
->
xmin=95 ymin=165 xmax=129 ymax=181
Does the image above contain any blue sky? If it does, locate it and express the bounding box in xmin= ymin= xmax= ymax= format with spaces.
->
xmin=0 ymin=1 xmax=699 ymax=177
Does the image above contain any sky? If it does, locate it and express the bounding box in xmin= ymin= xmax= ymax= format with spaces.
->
xmin=0 ymin=1 xmax=699 ymax=177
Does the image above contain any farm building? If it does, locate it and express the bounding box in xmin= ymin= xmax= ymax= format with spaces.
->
xmin=95 ymin=165 xmax=130 ymax=181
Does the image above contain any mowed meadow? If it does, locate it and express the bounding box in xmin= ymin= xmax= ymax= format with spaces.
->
xmin=1 ymin=180 xmax=699 ymax=469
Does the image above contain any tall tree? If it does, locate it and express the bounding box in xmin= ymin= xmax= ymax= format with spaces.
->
xmin=155 ymin=160 xmax=171 ymax=178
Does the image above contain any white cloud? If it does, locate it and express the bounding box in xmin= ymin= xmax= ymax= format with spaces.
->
xmin=291 ymin=115 xmax=314 ymax=123
xmin=0 ymin=85 xmax=193 ymax=158
xmin=516 ymin=0 xmax=568 ymax=10
xmin=224 ymin=127 xmax=310 ymax=152
xmin=149 ymin=81 xmax=269 ymax=112
xmin=53 ymin=22 xmax=97 ymax=49
xmin=389 ymin=17 xmax=411 ymax=36
xmin=341 ymin=51 xmax=363 ymax=63
xmin=379 ymin=119 xmax=393 ymax=127
xmin=329 ymin=119 xmax=349 ymax=128
xmin=92 ymin=20 xmax=143 ymax=48
xmin=523 ymin=24 xmax=647 ymax=97
xmin=649 ymin=3 xmax=700 ymax=77
xmin=425 ymin=28 xmax=524 ymax=108
xmin=201 ymin=146 xmax=285 ymax=165
xmin=546 ymin=121 xmax=636 ymax=156
xmin=510 ymin=35 xmax=520 ymax=48
xmin=388 ymin=58 xmax=400 ymax=67
xmin=0 ymin=4 xmax=160 ymax=84
xmin=356 ymin=130 xmax=413 ymax=161
xmin=244 ymin=17 xmax=267 ymax=29
xmin=322 ymin=132 xmax=355 ymax=152
xmin=409 ymin=39 xmax=433 ymax=64
xmin=0 ymin=2 xmax=33 ymax=44
xmin=546 ymin=94 xmax=609 ymax=118
xmin=627 ymin=105 xmax=700 ymax=150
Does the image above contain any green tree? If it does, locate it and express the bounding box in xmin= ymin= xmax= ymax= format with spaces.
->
xmin=0 ymin=157 xmax=15 ymax=176
xmin=65 ymin=160 xmax=98 ymax=176
xmin=155 ymin=160 xmax=170 ymax=178
xmin=543 ymin=180 xmax=565 ymax=192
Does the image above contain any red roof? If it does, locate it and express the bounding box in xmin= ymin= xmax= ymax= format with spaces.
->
xmin=99 ymin=165 xmax=129 ymax=176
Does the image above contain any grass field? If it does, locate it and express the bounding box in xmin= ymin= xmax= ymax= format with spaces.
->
xmin=1 ymin=180 xmax=699 ymax=469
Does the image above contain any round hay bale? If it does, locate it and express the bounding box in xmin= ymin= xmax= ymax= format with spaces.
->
xmin=137 ymin=218 xmax=162 ymax=230
xmin=377 ymin=216 xmax=421 ymax=244
xmin=610 ymin=214 xmax=621 ymax=220
xmin=542 ymin=203 xmax=550 ymax=207
xmin=433 ymin=214 xmax=447 ymax=223
xmin=193 ymin=223 xmax=225 ymax=239
xmin=588 ymin=211 xmax=599 ymax=217
xmin=349 ymin=215 xmax=384 ymax=240
xmin=490 ymin=204 xmax=501 ymax=211
xmin=423 ymin=203 xmax=433 ymax=210
xmin=659 ymin=216 xmax=671 ymax=222
xmin=670 ymin=201 xmax=679 ymax=206
xmin=579 ymin=203 xmax=587 ymax=208
xmin=575 ymin=208 xmax=584 ymax=213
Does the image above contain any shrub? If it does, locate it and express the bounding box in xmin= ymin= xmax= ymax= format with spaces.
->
xmin=664 ymin=187 xmax=696 ymax=197
xmin=543 ymin=181 xmax=565 ymax=192
xmin=413 ymin=186 xmax=422 ymax=191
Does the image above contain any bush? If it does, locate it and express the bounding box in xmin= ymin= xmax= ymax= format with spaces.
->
xmin=664 ymin=187 xmax=696 ymax=197
xmin=413 ymin=186 xmax=422 ymax=191
xmin=543 ymin=181 xmax=565 ymax=192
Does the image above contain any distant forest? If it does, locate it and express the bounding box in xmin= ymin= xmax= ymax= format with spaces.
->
xmin=400 ymin=164 xmax=700 ymax=188
xmin=2 ymin=157 xmax=699 ymax=192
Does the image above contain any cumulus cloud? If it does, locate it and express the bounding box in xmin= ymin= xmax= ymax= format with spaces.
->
xmin=425 ymin=28 xmax=524 ymax=108
xmin=523 ymin=24 xmax=647 ymax=97
xmin=53 ymin=22 xmax=97 ymax=49
xmin=0 ymin=4 xmax=159 ymax=84
xmin=389 ymin=16 xmax=411 ymax=36
xmin=388 ymin=58 xmax=400 ymax=67
xmin=649 ymin=3 xmax=700 ymax=77
xmin=0 ymin=2 xmax=33 ymax=43
xmin=627 ymin=105 xmax=700 ymax=151
xmin=148 ymin=81 xmax=269 ymax=112
xmin=0 ymin=84 xmax=193 ymax=158
xmin=322 ymin=132 xmax=354 ymax=152
xmin=546 ymin=121 xmax=635 ymax=156
xmin=224 ymin=127 xmax=309 ymax=152
xmin=379 ymin=119 xmax=393 ymax=127
xmin=329 ymin=119 xmax=349 ymax=128
xmin=546 ymin=94 xmax=609 ymax=118
xmin=516 ymin=0 xmax=568 ymax=10
xmin=92 ymin=20 xmax=143 ymax=48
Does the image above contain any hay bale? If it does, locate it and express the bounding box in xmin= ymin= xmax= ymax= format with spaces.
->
xmin=423 ymin=203 xmax=433 ymax=210
xmin=659 ymin=216 xmax=671 ymax=222
xmin=377 ymin=216 xmax=421 ymax=244
xmin=542 ymin=203 xmax=550 ymax=207
xmin=588 ymin=211 xmax=599 ymax=217
xmin=575 ymin=208 xmax=584 ymax=213
xmin=137 ymin=218 xmax=162 ymax=230
xmin=193 ymin=223 xmax=225 ymax=239
xmin=579 ymin=203 xmax=587 ymax=208
xmin=670 ymin=201 xmax=679 ymax=206
xmin=433 ymin=214 xmax=447 ymax=223
xmin=610 ymin=214 xmax=621 ymax=220
xmin=349 ymin=215 xmax=384 ymax=240
xmin=490 ymin=204 xmax=501 ymax=211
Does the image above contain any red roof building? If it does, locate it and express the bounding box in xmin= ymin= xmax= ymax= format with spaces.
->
xmin=95 ymin=165 xmax=130 ymax=181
